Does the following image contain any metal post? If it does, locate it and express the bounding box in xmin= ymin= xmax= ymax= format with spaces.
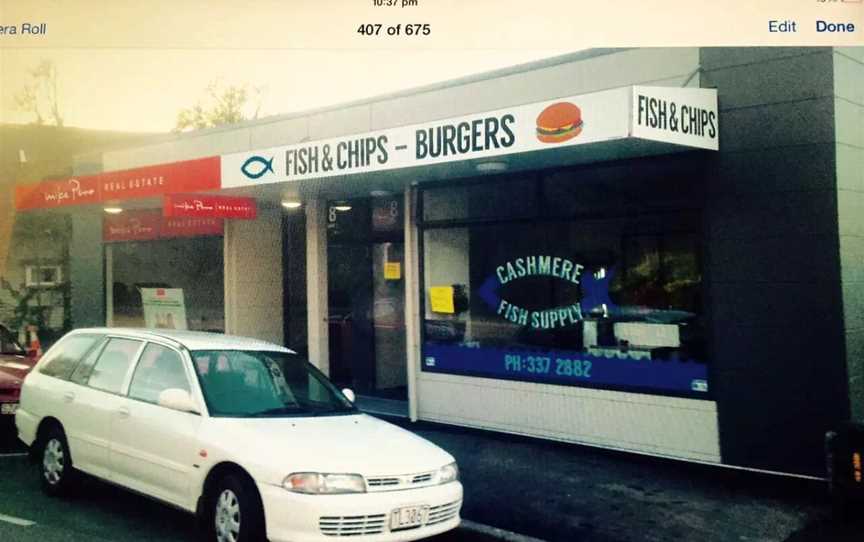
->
xmin=404 ymin=187 xmax=420 ymax=422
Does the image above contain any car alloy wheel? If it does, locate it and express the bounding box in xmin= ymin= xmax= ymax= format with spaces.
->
xmin=42 ymin=437 xmax=65 ymax=486
xmin=39 ymin=426 xmax=76 ymax=497
xmin=215 ymin=488 xmax=241 ymax=542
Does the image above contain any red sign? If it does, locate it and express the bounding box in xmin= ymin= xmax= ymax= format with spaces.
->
xmin=161 ymin=216 xmax=225 ymax=238
xmin=103 ymin=210 xmax=162 ymax=242
xmin=15 ymin=156 xmax=221 ymax=211
xmin=99 ymin=157 xmax=220 ymax=201
xmin=103 ymin=210 xmax=223 ymax=242
xmin=163 ymin=194 xmax=257 ymax=220
xmin=15 ymin=176 xmax=102 ymax=210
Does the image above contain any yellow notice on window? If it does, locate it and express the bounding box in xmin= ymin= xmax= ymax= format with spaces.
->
xmin=429 ymin=286 xmax=455 ymax=314
xmin=384 ymin=262 xmax=402 ymax=280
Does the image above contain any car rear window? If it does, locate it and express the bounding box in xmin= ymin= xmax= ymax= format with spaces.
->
xmin=38 ymin=335 xmax=101 ymax=380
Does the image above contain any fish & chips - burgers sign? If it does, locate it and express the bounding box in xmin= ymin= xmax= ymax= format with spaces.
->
xmin=221 ymin=86 xmax=718 ymax=188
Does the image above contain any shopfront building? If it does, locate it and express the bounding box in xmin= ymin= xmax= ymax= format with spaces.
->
xmin=14 ymin=47 xmax=863 ymax=476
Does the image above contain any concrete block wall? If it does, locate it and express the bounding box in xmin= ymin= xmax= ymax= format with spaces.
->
xmin=835 ymin=47 xmax=864 ymax=421
xmin=700 ymin=47 xmax=848 ymax=474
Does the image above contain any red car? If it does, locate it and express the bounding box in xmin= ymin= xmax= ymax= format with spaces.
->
xmin=0 ymin=325 xmax=36 ymax=419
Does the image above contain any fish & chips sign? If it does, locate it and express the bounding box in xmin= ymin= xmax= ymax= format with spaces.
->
xmin=221 ymin=86 xmax=718 ymax=188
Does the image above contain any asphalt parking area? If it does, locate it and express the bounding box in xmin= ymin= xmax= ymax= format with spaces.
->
xmin=0 ymin=452 xmax=495 ymax=542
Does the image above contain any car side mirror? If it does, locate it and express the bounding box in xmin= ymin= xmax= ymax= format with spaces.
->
xmin=341 ymin=388 xmax=356 ymax=404
xmin=158 ymin=388 xmax=200 ymax=414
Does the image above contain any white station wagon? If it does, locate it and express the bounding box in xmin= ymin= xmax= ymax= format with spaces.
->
xmin=16 ymin=328 xmax=462 ymax=541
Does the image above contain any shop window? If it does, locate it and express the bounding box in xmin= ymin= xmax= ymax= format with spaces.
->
xmin=542 ymin=156 xmax=704 ymax=219
xmin=421 ymin=213 xmax=708 ymax=397
xmin=422 ymin=176 xmax=537 ymax=223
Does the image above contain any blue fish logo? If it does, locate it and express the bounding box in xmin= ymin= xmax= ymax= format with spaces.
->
xmin=241 ymin=155 xmax=274 ymax=180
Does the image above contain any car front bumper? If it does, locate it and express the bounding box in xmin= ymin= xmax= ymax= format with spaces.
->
xmin=258 ymin=480 xmax=463 ymax=542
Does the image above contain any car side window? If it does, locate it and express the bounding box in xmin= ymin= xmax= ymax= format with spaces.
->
xmin=38 ymin=335 xmax=100 ymax=380
xmin=128 ymin=343 xmax=191 ymax=405
xmin=69 ymin=338 xmax=108 ymax=386
xmin=87 ymin=338 xmax=142 ymax=394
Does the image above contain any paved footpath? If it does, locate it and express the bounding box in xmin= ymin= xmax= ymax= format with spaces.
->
xmin=396 ymin=417 xmax=863 ymax=542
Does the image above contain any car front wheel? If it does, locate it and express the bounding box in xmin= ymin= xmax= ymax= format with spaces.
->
xmin=40 ymin=426 xmax=76 ymax=496
xmin=210 ymin=474 xmax=265 ymax=542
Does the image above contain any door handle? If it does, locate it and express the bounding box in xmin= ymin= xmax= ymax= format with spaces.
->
xmin=62 ymin=392 xmax=75 ymax=403
xmin=117 ymin=406 xmax=130 ymax=419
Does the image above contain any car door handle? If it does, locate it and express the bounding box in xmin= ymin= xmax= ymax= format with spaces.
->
xmin=62 ymin=392 xmax=75 ymax=403
xmin=117 ymin=407 xmax=130 ymax=419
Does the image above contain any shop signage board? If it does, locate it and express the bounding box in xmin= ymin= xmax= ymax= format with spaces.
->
xmin=141 ymin=288 xmax=188 ymax=330
xmin=103 ymin=209 xmax=223 ymax=242
xmin=631 ymin=86 xmax=719 ymax=150
xmin=221 ymin=86 xmax=718 ymax=189
xmin=161 ymin=216 xmax=225 ymax=238
xmin=14 ymin=175 xmax=102 ymax=210
xmin=15 ymin=156 xmax=221 ymax=211
xmin=164 ymin=194 xmax=257 ymax=219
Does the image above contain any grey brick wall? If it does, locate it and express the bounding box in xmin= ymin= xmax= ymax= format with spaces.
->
xmin=700 ymin=47 xmax=848 ymax=474
xmin=835 ymin=47 xmax=864 ymax=422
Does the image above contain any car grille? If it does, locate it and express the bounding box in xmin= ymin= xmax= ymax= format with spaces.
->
xmin=427 ymin=500 xmax=461 ymax=526
xmin=365 ymin=470 xmax=436 ymax=492
xmin=319 ymin=501 xmax=461 ymax=537
xmin=319 ymin=513 xmax=387 ymax=536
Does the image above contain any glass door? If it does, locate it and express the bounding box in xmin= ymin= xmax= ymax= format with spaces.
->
xmin=326 ymin=196 xmax=407 ymax=399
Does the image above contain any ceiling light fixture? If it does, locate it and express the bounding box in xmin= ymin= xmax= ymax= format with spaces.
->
xmin=103 ymin=206 xmax=124 ymax=214
xmin=281 ymin=200 xmax=302 ymax=209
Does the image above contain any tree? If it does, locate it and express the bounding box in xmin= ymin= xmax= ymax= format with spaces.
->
xmin=14 ymin=59 xmax=64 ymax=126
xmin=174 ymin=81 xmax=263 ymax=132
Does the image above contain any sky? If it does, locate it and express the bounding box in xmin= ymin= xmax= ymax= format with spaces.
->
xmin=1 ymin=0 xmax=860 ymax=133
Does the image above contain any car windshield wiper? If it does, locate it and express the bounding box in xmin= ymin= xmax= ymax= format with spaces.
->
xmin=247 ymin=406 xmax=305 ymax=417
xmin=303 ymin=406 xmax=358 ymax=417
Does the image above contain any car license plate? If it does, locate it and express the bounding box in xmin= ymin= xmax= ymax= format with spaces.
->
xmin=1 ymin=403 xmax=18 ymax=415
xmin=390 ymin=505 xmax=428 ymax=530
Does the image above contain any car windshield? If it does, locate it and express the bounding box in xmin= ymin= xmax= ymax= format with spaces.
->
xmin=191 ymin=350 xmax=357 ymax=418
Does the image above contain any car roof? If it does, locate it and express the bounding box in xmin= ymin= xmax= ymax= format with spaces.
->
xmin=68 ymin=328 xmax=293 ymax=353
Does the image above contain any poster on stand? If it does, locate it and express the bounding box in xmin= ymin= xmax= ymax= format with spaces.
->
xmin=141 ymin=288 xmax=188 ymax=330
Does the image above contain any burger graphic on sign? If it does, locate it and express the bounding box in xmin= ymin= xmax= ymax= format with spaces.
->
xmin=536 ymin=102 xmax=583 ymax=143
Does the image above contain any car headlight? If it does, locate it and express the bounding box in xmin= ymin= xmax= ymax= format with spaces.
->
xmin=283 ymin=472 xmax=366 ymax=494
xmin=438 ymin=462 xmax=459 ymax=484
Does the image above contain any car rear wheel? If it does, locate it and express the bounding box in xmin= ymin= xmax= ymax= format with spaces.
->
xmin=39 ymin=426 xmax=76 ymax=497
xmin=209 ymin=474 xmax=265 ymax=542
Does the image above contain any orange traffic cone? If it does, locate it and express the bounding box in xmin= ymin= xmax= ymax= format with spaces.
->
xmin=27 ymin=325 xmax=42 ymax=359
